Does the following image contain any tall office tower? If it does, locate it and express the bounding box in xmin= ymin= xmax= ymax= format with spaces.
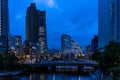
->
xmin=98 ymin=0 xmax=120 ymax=50
xmin=91 ymin=35 xmax=98 ymax=52
xmin=26 ymin=3 xmax=37 ymax=42
xmin=0 ymin=0 xmax=9 ymax=53
xmin=61 ymin=34 xmax=71 ymax=54
xmin=26 ymin=3 xmax=47 ymax=54
xmin=36 ymin=10 xmax=47 ymax=54
xmin=116 ymin=0 xmax=120 ymax=42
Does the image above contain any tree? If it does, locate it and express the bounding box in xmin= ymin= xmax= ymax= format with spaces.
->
xmin=0 ymin=51 xmax=19 ymax=71
xmin=91 ymin=50 xmax=101 ymax=62
xmin=91 ymin=41 xmax=120 ymax=79
xmin=7 ymin=53 xmax=19 ymax=65
xmin=102 ymin=41 xmax=120 ymax=69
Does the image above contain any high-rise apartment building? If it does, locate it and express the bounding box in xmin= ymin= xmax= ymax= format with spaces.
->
xmin=0 ymin=0 xmax=9 ymax=53
xmin=26 ymin=3 xmax=47 ymax=54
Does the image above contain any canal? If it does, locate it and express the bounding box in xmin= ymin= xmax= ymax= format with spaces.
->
xmin=0 ymin=66 xmax=113 ymax=80
xmin=10 ymin=69 xmax=103 ymax=80
xmin=1 ymin=69 xmax=113 ymax=80
xmin=14 ymin=73 xmax=92 ymax=80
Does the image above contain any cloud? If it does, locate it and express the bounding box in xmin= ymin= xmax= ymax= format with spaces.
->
xmin=48 ymin=0 xmax=54 ymax=7
xmin=10 ymin=0 xmax=98 ymax=50
xmin=15 ymin=14 xmax=22 ymax=19
xmin=33 ymin=0 xmax=58 ymax=9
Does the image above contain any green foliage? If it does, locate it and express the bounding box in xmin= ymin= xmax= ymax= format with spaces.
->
xmin=20 ymin=64 xmax=31 ymax=69
xmin=91 ymin=41 xmax=120 ymax=71
xmin=107 ymin=64 xmax=120 ymax=79
xmin=91 ymin=50 xmax=101 ymax=61
xmin=91 ymin=41 xmax=120 ymax=79
xmin=0 ymin=51 xmax=19 ymax=71
xmin=0 ymin=51 xmax=31 ymax=71
xmin=103 ymin=41 xmax=120 ymax=69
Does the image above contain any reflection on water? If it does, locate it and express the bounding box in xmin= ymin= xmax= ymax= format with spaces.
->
xmin=19 ymin=73 xmax=91 ymax=80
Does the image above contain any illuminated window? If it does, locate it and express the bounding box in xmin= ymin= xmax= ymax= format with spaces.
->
xmin=39 ymin=27 xmax=45 ymax=33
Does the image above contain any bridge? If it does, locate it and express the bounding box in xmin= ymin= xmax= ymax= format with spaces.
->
xmin=28 ymin=59 xmax=98 ymax=69
xmin=27 ymin=59 xmax=98 ymax=72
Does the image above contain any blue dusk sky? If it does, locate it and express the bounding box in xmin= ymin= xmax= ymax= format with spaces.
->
xmin=9 ymin=0 xmax=98 ymax=50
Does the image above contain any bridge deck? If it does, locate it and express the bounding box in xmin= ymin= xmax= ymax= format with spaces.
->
xmin=28 ymin=60 xmax=98 ymax=67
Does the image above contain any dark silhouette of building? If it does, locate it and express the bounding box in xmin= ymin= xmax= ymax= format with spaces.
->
xmin=86 ymin=45 xmax=91 ymax=56
xmin=26 ymin=3 xmax=47 ymax=54
xmin=0 ymin=0 xmax=9 ymax=53
xmin=23 ymin=40 xmax=32 ymax=55
xmin=91 ymin=35 xmax=98 ymax=52
xmin=23 ymin=40 xmax=40 ymax=63
xmin=26 ymin=3 xmax=37 ymax=42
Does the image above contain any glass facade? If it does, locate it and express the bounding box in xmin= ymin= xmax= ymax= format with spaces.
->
xmin=26 ymin=3 xmax=47 ymax=55
xmin=0 ymin=0 xmax=9 ymax=53
xmin=37 ymin=11 xmax=47 ymax=54
xmin=61 ymin=34 xmax=71 ymax=51
xmin=116 ymin=0 xmax=120 ymax=42
xmin=0 ymin=37 xmax=8 ymax=53
xmin=98 ymin=0 xmax=120 ymax=49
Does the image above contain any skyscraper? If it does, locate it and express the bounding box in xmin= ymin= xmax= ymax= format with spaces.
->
xmin=26 ymin=3 xmax=37 ymax=42
xmin=0 ymin=0 xmax=9 ymax=53
xmin=36 ymin=10 xmax=47 ymax=54
xmin=98 ymin=0 xmax=120 ymax=50
xmin=116 ymin=0 xmax=120 ymax=42
xmin=26 ymin=3 xmax=47 ymax=54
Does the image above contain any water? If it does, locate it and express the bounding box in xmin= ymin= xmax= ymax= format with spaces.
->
xmin=17 ymin=73 xmax=92 ymax=80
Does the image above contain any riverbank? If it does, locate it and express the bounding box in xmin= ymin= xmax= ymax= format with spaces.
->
xmin=0 ymin=70 xmax=23 ymax=80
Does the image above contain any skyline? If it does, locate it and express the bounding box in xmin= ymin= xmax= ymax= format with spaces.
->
xmin=1 ymin=1 xmax=119 ymax=79
xmin=9 ymin=0 xmax=98 ymax=49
